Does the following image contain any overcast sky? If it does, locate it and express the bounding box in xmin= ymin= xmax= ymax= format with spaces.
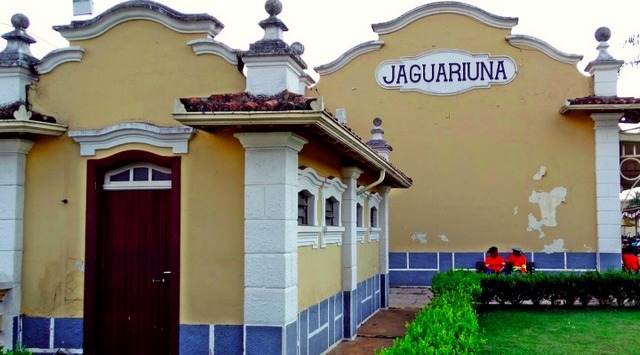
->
xmin=1 ymin=0 xmax=639 ymax=95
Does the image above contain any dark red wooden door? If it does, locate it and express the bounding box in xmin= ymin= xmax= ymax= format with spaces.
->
xmin=96 ymin=188 xmax=172 ymax=354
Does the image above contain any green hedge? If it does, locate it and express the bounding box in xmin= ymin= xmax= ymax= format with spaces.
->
xmin=479 ymin=271 xmax=640 ymax=307
xmin=378 ymin=271 xmax=485 ymax=354
xmin=0 ymin=345 xmax=31 ymax=355
xmin=379 ymin=270 xmax=640 ymax=355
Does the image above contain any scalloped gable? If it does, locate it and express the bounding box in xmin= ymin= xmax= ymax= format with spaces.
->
xmin=371 ymin=1 xmax=518 ymax=35
xmin=506 ymin=35 xmax=583 ymax=65
xmin=52 ymin=0 xmax=224 ymax=41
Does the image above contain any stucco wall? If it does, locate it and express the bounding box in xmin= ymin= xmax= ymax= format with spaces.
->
xmin=22 ymin=19 xmax=247 ymax=324
xmin=315 ymin=13 xmax=595 ymax=254
xmin=297 ymin=245 xmax=342 ymax=312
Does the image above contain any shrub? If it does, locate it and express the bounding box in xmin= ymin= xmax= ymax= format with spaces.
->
xmin=380 ymin=271 xmax=485 ymax=354
xmin=0 ymin=345 xmax=32 ymax=355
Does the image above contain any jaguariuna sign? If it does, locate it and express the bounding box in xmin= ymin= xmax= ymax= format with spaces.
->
xmin=375 ymin=50 xmax=517 ymax=96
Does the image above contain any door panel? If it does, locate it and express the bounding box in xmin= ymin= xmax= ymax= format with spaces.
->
xmin=97 ymin=189 xmax=171 ymax=354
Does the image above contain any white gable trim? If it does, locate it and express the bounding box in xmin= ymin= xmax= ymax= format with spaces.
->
xmin=372 ymin=2 xmax=518 ymax=35
xmin=506 ymin=35 xmax=583 ymax=65
xmin=188 ymin=38 xmax=239 ymax=65
xmin=54 ymin=6 xmax=223 ymax=41
xmin=68 ymin=122 xmax=194 ymax=156
xmin=314 ymin=40 xmax=384 ymax=76
xmin=35 ymin=47 xmax=85 ymax=74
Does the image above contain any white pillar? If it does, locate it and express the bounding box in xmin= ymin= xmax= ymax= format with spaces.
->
xmin=592 ymin=113 xmax=623 ymax=270
xmin=235 ymin=132 xmax=307 ymax=355
xmin=340 ymin=167 xmax=362 ymax=340
xmin=0 ymin=67 xmax=37 ymax=105
xmin=377 ymin=186 xmax=391 ymax=309
xmin=0 ymin=139 xmax=33 ymax=349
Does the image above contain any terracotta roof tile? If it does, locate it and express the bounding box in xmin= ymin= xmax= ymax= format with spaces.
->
xmin=568 ymin=96 xmax=640 ymax=105
xmin=0 ymin=101 xmax=57 ymax=123
xmin=180 ymin=90 xmax=317 ymax=113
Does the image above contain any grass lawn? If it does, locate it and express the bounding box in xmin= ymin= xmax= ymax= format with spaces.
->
xmin=478 ymin=308 xmax=640 ymax=355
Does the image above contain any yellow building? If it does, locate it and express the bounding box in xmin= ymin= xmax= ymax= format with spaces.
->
xmin=0 ymin=1 xmax=410 ymax=354
xmin=314 ymin=2 xmax=632 ymax=286
xmin=0 ymin=1 xmax=638 ymax=354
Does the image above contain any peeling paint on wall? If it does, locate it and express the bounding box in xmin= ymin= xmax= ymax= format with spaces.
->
xmin=527 ymin=187 xmax=567 ymax=238
xmin=533 ymin=166 xmax=548 ymax=181
xmin=411 ymin=232 xmax=427 ymax=244
xmin=513 ymin=206 xmax=519 ymax=215
xmin=540 ymin=238 xmax=568 ymax=253
xmin=583 ymin=244 xmax=594 ymax=252
xmin=439 ymin=235 xmax=449 ymax=242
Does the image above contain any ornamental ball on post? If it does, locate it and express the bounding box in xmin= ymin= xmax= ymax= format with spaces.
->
xmin=291 ymin=42 xmax=305 ymax=55
xmin=373 ymin=117 xmax=383 ymax=127
xmin=265 ymin=0 xmax=283 ymax=17
xmin=595 ymin=26 xmax=611 ymax=42
xmin=11 ymin=13 xmax=30 ymax=30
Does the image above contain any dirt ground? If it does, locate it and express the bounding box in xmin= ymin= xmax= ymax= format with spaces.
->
xmin=327 ymin=288 xmax=432 ymax=355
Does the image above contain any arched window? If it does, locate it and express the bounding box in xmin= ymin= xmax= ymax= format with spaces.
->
xmin=325 ymin=197 xmax=339 ymax=226
xmin=370 ymin=206 xmax=379 ymax=228
xmin=356 ymin=203 xmax=364 ymax=227
xmin=104 ymin=163 xmax=172 ymax=190
xmin=298 ymin=190 xmax=314 ymax=226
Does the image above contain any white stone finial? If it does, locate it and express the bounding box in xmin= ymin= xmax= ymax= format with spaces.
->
xmin=366 ymin=117 xmax=393 ymax=161
xmin=595 ymin=26 xmax=614 ymax=61
xmin=265 ymin=0 xmax=283 ymax=17
xmin=585 ymin=26 xmax=624 ymax=97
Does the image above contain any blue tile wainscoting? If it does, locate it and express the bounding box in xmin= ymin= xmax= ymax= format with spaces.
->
xmin=15 ymin=277 xmax=389 ymax=354
xmin=389 ymin=252 xmax=600 ymax=286
xmin=299 ymin=291 xmax=343 ymax=355
xmin=14 ymin=316 xmax=245 ymax=355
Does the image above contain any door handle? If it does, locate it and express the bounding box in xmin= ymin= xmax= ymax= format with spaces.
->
xmin=152 ymin=278 xmax=165 ymax=283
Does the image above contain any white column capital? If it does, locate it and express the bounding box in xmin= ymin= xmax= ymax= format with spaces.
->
xmin=0 ymin=139 xmax=34 ymax=155
xmin=591 ymin=113 xmax=623 ymax=126
xmin=341 ymin=167 xmax=363 ymax=180
xmin=235 ymin=132 xmax=307 ymax=152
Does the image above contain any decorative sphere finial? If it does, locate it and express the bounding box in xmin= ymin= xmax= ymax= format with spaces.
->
xmin=11 ymin=13 xmax=30 ymax=30
xmin=265 ymin=0 xmax=283 ymax=17
xmin=291 ymin=42 xmax=305 ymax=55
xmin=595 ymin=26 xmax=611 ymax=42
xmin=373 ymin=117 xmax=382 ymax=127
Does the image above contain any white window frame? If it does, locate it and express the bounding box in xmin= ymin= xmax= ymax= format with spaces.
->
xmin=297 ymin=167 xmax=323 ymax=248
xmin=356 ymin=188 xmax=368 ymax=243
xmin=322 ymin=176 xmax=347 ymax=247
xmin=368 ymin=192 xmax=383 ymax=242
xmin=103 ymin=162 xmax=172 ymax=190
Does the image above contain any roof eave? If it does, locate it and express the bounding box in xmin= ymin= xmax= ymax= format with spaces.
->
xmin=172 ymin=110 xmax=412 ymax=188
xmin=560 ymin=103 xmax=640 ymax=115
xmin=0 ymin=120 xmax=68 ymax=136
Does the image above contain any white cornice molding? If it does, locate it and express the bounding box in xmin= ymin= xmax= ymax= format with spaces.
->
xmin=0 ymin=120 xmax=67 ymax=136
xmin=356 ymin=228 xmax=366 ymax=244
xmin=35 ymin=47 xmax=85 ymax=74
xmin=314 ymin=40 xmax=384 ymax=76
xmin=298 ymin=226 xmax=321 ymax=249
xmin=368 ymin=227 xmax=381 ymax=242
xmin=68 ymin=122 xmax=194 ymax=156
xmin=324 ymin=176 xmax=348 ymax=200
xmin=371 ymin=1 xmax=518 ymax=35
xmin=299 ymin=167 xmax=325 ymax=190
xmin=53 ymin=5 xmax=223 ymax=41
xmin=369 ymin=192 xmax=383 ymax=206
xmin=187 ymin=38 xmax=239 ymax=65
xmin=323 ymin=226 xmax=345 ymax=247
xmin=506 ymin=35 xmax=583 ymax=65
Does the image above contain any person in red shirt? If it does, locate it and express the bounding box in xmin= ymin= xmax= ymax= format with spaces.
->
xmin=506 ymin=246 xmax=527 ymax=274
xmin=484 ymin=246 xmax=505 ymax=274
xmin=622 ymin=245 xmax=640 ymax=273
